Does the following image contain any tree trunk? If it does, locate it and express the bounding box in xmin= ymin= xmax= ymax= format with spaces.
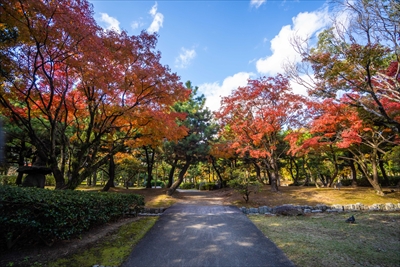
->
xmin=144 ymin=146 xmax=155 ymax=189
xmin=167 ymin=157 xmax=191 ymax=196
xmin=167 ymin=158 xmax=178 ymax=188
xmin=50 ymin=158 xmax=66 ymax=189
xmin=377 ymin=151 xmax=389 ymax=186
xmin=253 ymin=161 xmax=266 ymax=185
xmin=349 ymin=160 xmax=358 ymax=187
xmin=358 ymin=157 xmax=384 ymax=195
xmin=92 ymin=169 xmax=97 ymax=187
xmin=211 ymin=156 xmax=224 ymax=188
xmin=270 ymin=169 xmax=279 ymax=192
xmin=265 ymin=157 xmax=279 ymax=192
xmin=102 ymin=154 xmax=116 ymax=192
xmin=327 ymin=164 xmax=339 ymax=187
xmin=15 ymin=140 xmax=26 ymax=186
xmin=288 ymin=157 xmax=299 ymax=186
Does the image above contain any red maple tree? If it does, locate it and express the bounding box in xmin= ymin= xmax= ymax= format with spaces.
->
xmin=215 ymin=74 xmax=306 ymax=191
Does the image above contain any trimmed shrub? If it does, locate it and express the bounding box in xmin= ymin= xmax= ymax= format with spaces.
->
xmin=143 ymin=180 xmax=165 ymax=188
xmin=198 ymin=182 xmax=216 ymax=190
xmin=0 ymin=175 xmax=17 ymax=185
xmin=0 ymin=185 xmax=144 ymax=249
xmin=179 ymin=182 xmax=195 ymax=189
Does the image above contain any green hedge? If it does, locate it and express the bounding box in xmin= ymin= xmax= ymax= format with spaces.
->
xmin=0 ymin=175 xmax=57 ymax=186
xmin=0 ymin=175 xmax=17 ymax=185
xmin=198 ymin=182 xmax=217 ymax=190
xmin=143 ymin=180 xmax=165 ymax=188
xmin=0 ymin=185 xmax=144 ymax=249
xmin=179 ymin=182 xmax=195 ymax=189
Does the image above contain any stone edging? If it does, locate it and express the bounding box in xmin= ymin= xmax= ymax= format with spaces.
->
xmin=125 ymin=207 xmax=167 ymax=216
xmin=240 ymin=203 xmax=400 ymax=216
xmin=127 ymin=203 xmax=400 ymax=217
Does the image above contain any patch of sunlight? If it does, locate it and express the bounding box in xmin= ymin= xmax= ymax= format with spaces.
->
xmin=208 ymin=223 xmax=226 ymax=229
xmin=187 ymin=223 xmax=205 ymax=230
xmin=268 ymin=223 xmax=281 ymax=227
xmin=204 ymin=244 xmax=220 ymax=253
xmin=236 ymin=241 xmax=253 ymax=247
xmin=146 ymin=194 xmax=176 ymax=208
xmin=280 ymin=242 xmax=296 ymax=248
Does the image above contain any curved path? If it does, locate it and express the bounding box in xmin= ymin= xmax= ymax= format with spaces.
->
xmin=122 ymin=190 xmax=295 ymax=267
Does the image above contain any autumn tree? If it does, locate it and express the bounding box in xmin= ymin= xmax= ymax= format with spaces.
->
xmin=286 ymin=98 xmax=398 ymax=195
xmin=0 ymin=0 xmax=100 ymax=188
xmin=287 ymin=0 xmax=400 ymax=133
xmin=0 ymin=0 xmax=190 ymax=189
xmin=66 ymin=29 xmax=189 ymax=190
xmin=215 ymin=75 xmax=306 ymax=192
xmin=165 ymin=81 xmax=218 ymax=196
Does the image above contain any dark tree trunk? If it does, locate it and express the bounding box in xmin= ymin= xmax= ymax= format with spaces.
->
xmin=288 ymin=157 xmax=299 ymax=186
xmin=92 ymin=169 xmax=97 ymax=187
xmin=270 ymin=169 xmax=279 ymax=192
xmin=167 ymin=158 xmax=178 ymax=188
xmin=327 ymin=164 xmax=339 ymax=188
xmin=378 ymin=151 xmax=389 ymax=186
xmin=349 ymin=160 xmax=358 ymax=187
xmin=167 ymin=156 xmax=191 ymax=196
xmin=265 ymin=157 xmax=279 ymax=192
xmin=103 ymin=154 xmax=115 ymax=192
xmin=319 ymin=174 xmax=328 ymax=187
xmin=210 ymin=156 xmax=224 ymax=188
xmin=15 ymin=140 xmax=26 ymax=186
xmin=144 ymin=146 xmax=155 ymax=189
xmin=253 ymin=161 xmax=266 ymax=185
xmin=356 ymin=152 xmax=384 ymax=195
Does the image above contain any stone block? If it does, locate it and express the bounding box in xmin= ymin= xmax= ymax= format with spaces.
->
xmin=331 ymin=204 xmax=344 ymax=211
xmin=315 ymin=204 xmax=328 ymax=211
xmin=273 ymin=204 xmax=303 ymax=216
xmin=311 ymin=209 xmax=322 ymax=213
xmin=249 ymin=208 xmax=258 ymax=214
xmin=385 ymin=203 xmax=395 ymax=211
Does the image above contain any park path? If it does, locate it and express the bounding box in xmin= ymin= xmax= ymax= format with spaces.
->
xmin=121 ymin=190 xmax=295 ymax=267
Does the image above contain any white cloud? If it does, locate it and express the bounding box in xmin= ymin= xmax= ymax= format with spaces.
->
xmin=199 ymin=72 xmax=254 ymax=112
xmin=131 ymin=19 xmax=144 ymax=30
xmin=175 ymin=48 xmax=196 ymax=69
xmin=250 ymin=0 xmax=266 ymax=8
xmin=99 ymin=13 xmax=121 ymax=33
xmin=256 ymin=8 xmax=331 ymax=76
xmin=290 ymin=76 xmax=310 ymax=96
xmin=147 ymin=2 xmax=164 ymax=33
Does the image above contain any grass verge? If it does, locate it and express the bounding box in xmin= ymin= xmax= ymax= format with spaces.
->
xmin=250 ymin=212 xmax=400 ymax=267
xmin=47 ymin=217 xmax=158 ymax=267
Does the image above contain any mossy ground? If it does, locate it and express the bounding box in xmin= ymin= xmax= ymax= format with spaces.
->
xmin=47 ymin=217 xmax=157 ymax=267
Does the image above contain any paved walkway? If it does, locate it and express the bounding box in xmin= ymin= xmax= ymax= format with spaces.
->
xmin=122 ymin=191 xmax=295 ymax=267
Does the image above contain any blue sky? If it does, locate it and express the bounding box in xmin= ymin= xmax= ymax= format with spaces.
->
xmin=89 ymin=0 xmax=335 ymax=111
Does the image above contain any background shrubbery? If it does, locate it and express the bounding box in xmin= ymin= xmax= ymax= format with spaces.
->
xmin=0 ymin=175 xmax=17 ymax=185
xmin=178 ymin=182 xmax=218 ymax=190
xmin=0 ymin=175 xmax=57 ymax=186
xmin=143 ymin=180 xmax=165 ymax=188
xmin=0 ymin=185 xmax=144 ymax=249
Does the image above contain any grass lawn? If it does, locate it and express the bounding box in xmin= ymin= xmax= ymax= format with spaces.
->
xmin=250 ymin=212 xmax=400 ymax=267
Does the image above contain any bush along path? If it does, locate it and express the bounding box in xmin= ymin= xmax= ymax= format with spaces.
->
xmin=0 ymin=185 xmax=144 ymax=250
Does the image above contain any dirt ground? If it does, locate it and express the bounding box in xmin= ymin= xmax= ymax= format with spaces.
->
xmin=1 ymin=186 xmax=399 ymax=266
